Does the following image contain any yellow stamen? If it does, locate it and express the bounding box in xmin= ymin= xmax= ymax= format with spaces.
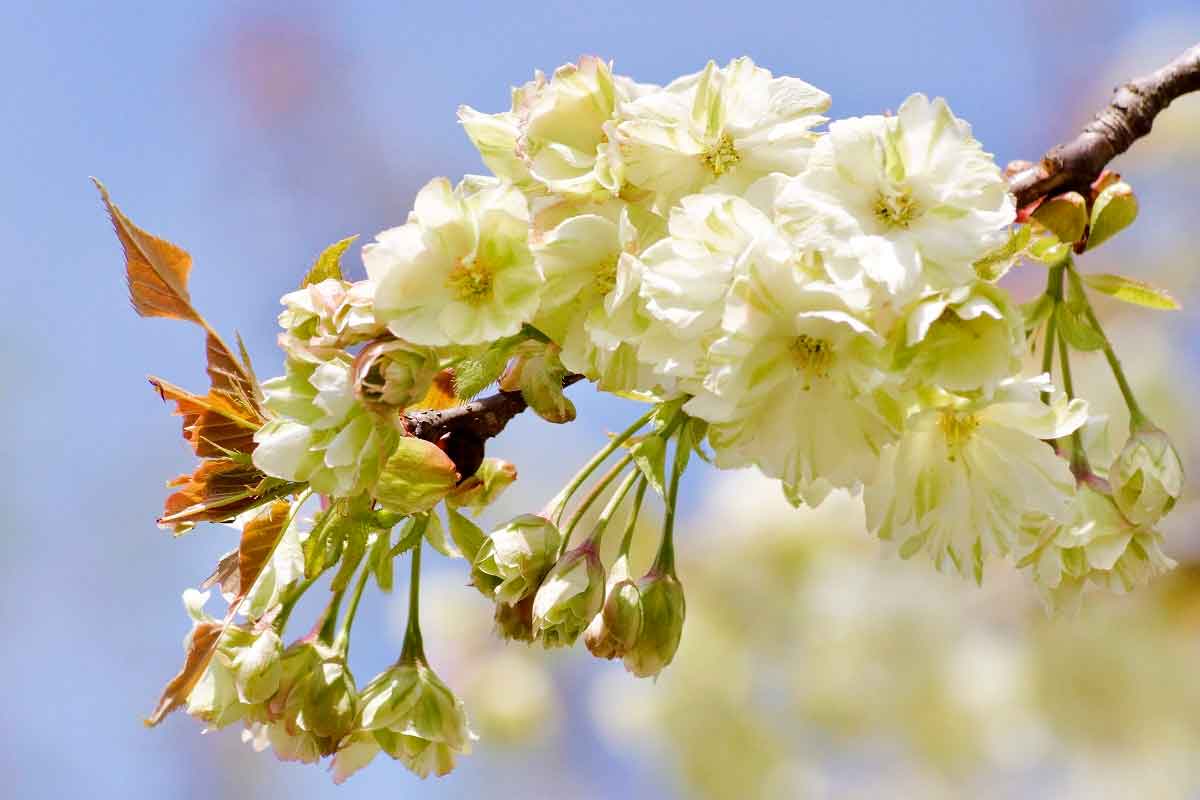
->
xmin=700 ymin=133 xmax=741 ymax=177
xmin=790 ymin=334 xmax=834 ymax=389
xmin=874 ymin=188 xmax=919 ymax=229
xmin=938 ymin=409 xmax=980 ymax=460
xmin=446 ymin=258 xmax=494 ymax=305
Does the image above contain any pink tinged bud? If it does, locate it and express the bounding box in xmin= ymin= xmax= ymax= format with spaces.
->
xmin=623 ymin=571 xmax=685 ymax=679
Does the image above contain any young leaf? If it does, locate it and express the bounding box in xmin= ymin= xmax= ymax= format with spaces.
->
xmin=453 ymin=336 xmax=523 ymax=400
xmin=149 ymin=377 xmax=263 ymax=457
xmin=144 ymin=620 xmax=224 ymax=726
xmin=95 ymin=179 xmax=262 ymax=415
xmin=236 ymin=501 xmax=293 ymax=600
xmin=374 ymin=437 xmax=459 ymax=515
xmin=1054 ymin=303 xmax=1106 ymax=351
xmin=1021 ymin=294 xmax=1053 ymax=329
xmin=158 ymin=458 xmax=270 ymax=534
xmin=368 ymin=530 xmax=394 ymax=592
xmin=1085 ymin=181 xmax=1138 ymax=251
xmin=422 ymin=510 xmax=459 ymax=558
xmin=1083 ymin=273 xmax=1180 ymax=311
xmin=1031 ymin=192 xmax=1087 ymax=245
xmin=302 ymin=235 xmax=358 ymax=288
xmin=445 ymin=504 xmax=486 ymax=561
xmin=628 ymin=435 xmax=667 ymax=497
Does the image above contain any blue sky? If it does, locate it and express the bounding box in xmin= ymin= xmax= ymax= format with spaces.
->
xmin=3 ymin=2 xmax=1197 ymax=798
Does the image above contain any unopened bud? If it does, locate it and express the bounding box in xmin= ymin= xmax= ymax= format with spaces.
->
xmin=532 ymin=542 xmax=605 ymax=648
xmin=1112 ymin=426 xmax=1184 ymax=526
xmin=623 ymin=571 xmax=685 ymax=679
xmin=584 ymin=555 xmax=643 ymax=660
xmin=230 ymin=628 xmax=284 ymax=705
xmin=471 ymin=515 xmax=562 ymax=603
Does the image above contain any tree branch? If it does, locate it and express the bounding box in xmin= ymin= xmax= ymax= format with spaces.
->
xmin=404 ymin=374 xmax=585 ymax=476
xmin=1009 ymin=42 xmax=1200 ymax=208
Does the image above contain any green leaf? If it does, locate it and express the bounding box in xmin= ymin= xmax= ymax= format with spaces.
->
xmin=1031 ymin=192 xmax=1087 ymax=245
xmin=1083 ymin=273 xmax=1180 ymax=311
xmin=301 ymin=235 xmax=357 ymax=287
xmin=330 ymin=524 xmax=367 ymax=591
xmin=445 ymin=505 xmax=486 ymax=562
xmin=1029 ymin=236 xmax=1071 ymax=266
xmin=422 ymin=510 xmax=459 ymax=558
xmin=368 ymin=530 xmax=394 ymax=592
xmin=1021 ymin=294 xmax=1053 ymax=329
xmin=628 ymin=435 xmax=667 ymax=497
xmin=452 ymin=335 xmax=524 ymax=400
xmin=973 ymin=224 xmax=1031 ymax=282
xmin=1054 ymin=303 xmax=1106 ymax=351
xmin=1085 ymin=182 xmax=1137 ymax=251
xmin=374 ymin=438 xmax=460 ymax=516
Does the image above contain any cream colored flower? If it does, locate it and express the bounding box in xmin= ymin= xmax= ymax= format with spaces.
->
xmin=365 ymin=177 xmax=540 ymax=346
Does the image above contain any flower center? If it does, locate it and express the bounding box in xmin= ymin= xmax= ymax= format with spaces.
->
xmin=790 ymin=334 xmax=834 ymax=389
xmin=874 ymin=188 xmax=919 ymax=229
xmin=700 ymin=133 xmax=741 ymax=177
xmin=592 ymin=258 xmax=619 ymax=295
xmin=446 ymin=258 xmax=495 ymax=305
xmin=938 ymin=409 xmax=980 ymax=460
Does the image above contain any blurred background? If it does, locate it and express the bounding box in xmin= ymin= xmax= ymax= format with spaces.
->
xmin=3 ymin=1 xmax=1199 ymax=798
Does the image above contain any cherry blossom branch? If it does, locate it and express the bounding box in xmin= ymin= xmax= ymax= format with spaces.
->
xmin=403 ymin=44 xmax=1200 ymax=464
xmin=1009 ymin=42 xmax=1200 ymax=208
xmin=405 ymin=374 xmax=585 ymax=443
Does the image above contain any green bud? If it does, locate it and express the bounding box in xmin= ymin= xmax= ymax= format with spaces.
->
xmin=623 ymin=571 xmax=685 ymax=679
xmin=284 ymin=646 xmax=358 ymax=751
xmin=532 ymin=543 xmax=605 ymax=648
xmin=1112 ymin=426 xmax=1185 ymax=526
xmin=230 ymin=628 xmax=284 ymax=705
xmin=471 ymin=514 xmax=563 ymax=604
xmin=359 ymin=660 xmax=474 ymax=778
xmin=584 ymin=555 xmax=643 ymax=660
xmin=267 ymin=640 xmax=321 ymax=720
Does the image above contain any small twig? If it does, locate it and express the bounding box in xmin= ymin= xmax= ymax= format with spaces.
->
xmin=1009 ymin=42 xmax=1200 ymax=208
xmin=405 ymin=374 xmax=585 ymax=443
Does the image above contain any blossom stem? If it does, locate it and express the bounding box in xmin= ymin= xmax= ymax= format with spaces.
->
xmin=400 ymin=542 xmax=425 ymax=663
xmin=652 ymin=437 xmax=690 ymax=576
xmin=618 ymin=477 xmax=649 ymax=558
xmin=543 ymin=408 xmax=655 ymax=524
xmin=1079 ymin=301 xmax=1149 ymax=429
xmin=334 ymin=557 xmax=373 ymax=657
xmin=561 ymin=452 xmax=634 ymax=550
xmin=584 ymin=466 xmax=643 ymax=552
xmin=1057 ymin=330 xmax=1090 ymax=478
xmin=273 ymin=572 xmax=322 ymax=634
xmin=315 ymin=584 xmax=347 ymax=645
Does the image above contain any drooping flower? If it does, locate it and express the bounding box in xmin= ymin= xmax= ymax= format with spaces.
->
xmin=584 ymin=553 xmax=643 ymax=660
xmin=1019 ymin=479 xmax=1176 ymax=611
xmin=615 ymin=57 xmax=830 ymax=212
xmin=470 ymin=514 xmax=563 ymax=605
xmin=776 ymin=93 xmax=1015 ymax=306
xmin=531 ymin=541 xmax=606 ymax=648
xmin=252 ymin=356 xmax=399 ymax=498
xmin=1110 ymin=425 xmax=1185 ymax=527
xmin=622 ymin=569 xmax=686 ymax=679
xmin=864 ymin=377 xmax=1088 ymax=581
xmin=332 ymin=659 xmax=474 ymax=782
xmin=365 ymin=177 xmax=541 ymax=346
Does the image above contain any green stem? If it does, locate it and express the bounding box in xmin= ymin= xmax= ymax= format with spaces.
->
xmin=652 ymin=440 xmax=688 ymax=576
xmin=400 ymin=542 xmax=425 ymax=664
xmin=272 ymin=573 xmax=321 ymax=635
xmin=315 ymin=584 xmax=347 ymax=645
xmin=618 ymin=477 xmax=649 ymax=558
xmin=1080 ymin=302 xmax=1149 ymax=429
xmin=561 ymin=452 xmax=634 ymax=551
xmin=544 ymin=408 xmax=655 ymax=524
xmin=584 ymin=466 xmax=643 ymax=552
xmin=1056 ymin=330 xmax=1090 ymax=478
xmin=333 ymin=558 xmax=373 ymax=657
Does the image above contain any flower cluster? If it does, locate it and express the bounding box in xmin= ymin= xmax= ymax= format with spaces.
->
xmin=130 ymin=55 xmax=1183 ymax=783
